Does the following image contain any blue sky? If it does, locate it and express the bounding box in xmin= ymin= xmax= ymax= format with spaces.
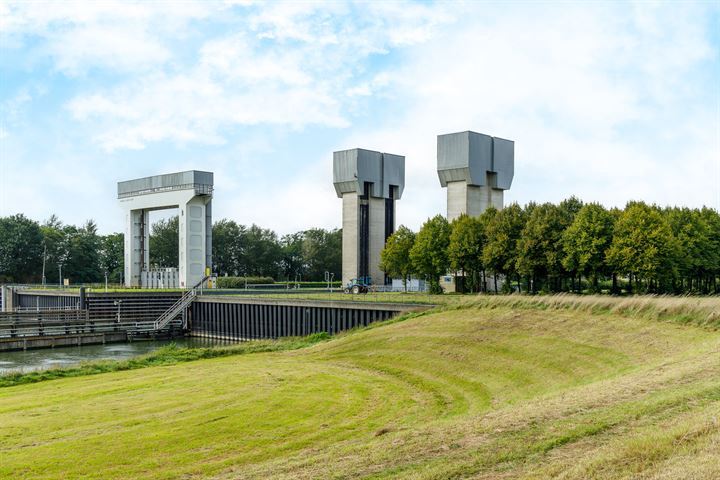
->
xmin=1 ymin=0 xmax=719 ymax=235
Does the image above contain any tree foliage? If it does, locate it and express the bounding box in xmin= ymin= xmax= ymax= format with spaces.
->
xmin=100 ymin=233 xmax=124 ymax=283
xmin=482 ymin=204 xmax=525 ymax=291
xmin=2 ymin=199 xmax=719 ymax=293
xmin=606 ymin=203 xmax=678 ymax=292
xmin=0 ymin=214 xmax=43 ymax=282
xmin=380 ymin=226 xmax=416 ymax=290
xmin=410 ymin=215 xmax=451 ymax=294
xmin=301 ymin=228 xmax=341 ymax=281
xmin=149 ymin=216 xmax=179 ymax=268
xmin=562 ymin=203 xmax=614 ymax=291
xmin=448 ymin=215 xmax=485 ymax=292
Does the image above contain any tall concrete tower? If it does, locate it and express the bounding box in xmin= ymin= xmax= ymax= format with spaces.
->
xmin=333 ymin=148 xmax=405 ymax=286
xmin=437 ymin=131 xmax=514 ymax=220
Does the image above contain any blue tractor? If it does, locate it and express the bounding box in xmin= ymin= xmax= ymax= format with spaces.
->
xmin=344 ymin=276 xmax=372 ymax=294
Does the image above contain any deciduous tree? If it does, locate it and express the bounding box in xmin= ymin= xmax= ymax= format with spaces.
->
xmin=410 ymin=215 xmax=450 ymax=294
xmin=0 ymin=214 xmax=43 ymax=282
xmin=606 ymin=202 xmax=678 ymax=293
xmin=482 ymin=204 xmax=525 ymax=292
xmin=448 ymin=215 xmax=485 ymax=292
xmin=380 ymin=226 xmax=416 ymax=291
xmin=150 ymin=216 xmax=179 ymax=268
xmin=562 ymin=203 xmax=614 ymax=292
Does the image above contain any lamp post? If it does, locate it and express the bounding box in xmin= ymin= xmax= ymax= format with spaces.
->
xmin=41 ymin=244 xmax=47 ymax=286
xmin=114 ymin=300 xmax=123 ymax=330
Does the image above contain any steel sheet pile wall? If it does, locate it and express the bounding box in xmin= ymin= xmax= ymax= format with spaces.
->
xmin=190 ymin=299 xmax=403 ymax=340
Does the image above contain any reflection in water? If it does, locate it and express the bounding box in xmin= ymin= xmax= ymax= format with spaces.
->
xmin=0 ymin=337 xmax=241 ymax=375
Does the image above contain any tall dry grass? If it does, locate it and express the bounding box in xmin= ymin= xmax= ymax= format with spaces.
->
xmin=461 ymin=294 xmax=720 ymax=329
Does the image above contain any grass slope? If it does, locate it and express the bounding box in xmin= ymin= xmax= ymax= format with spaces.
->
xmin=0 ymin=296 xmax=718 ymax=479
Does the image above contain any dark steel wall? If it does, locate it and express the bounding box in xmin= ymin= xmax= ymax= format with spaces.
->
xmin=17 ymin=293 xmax=80 ymax=310
xmin=190 ymin=301 xmax=396 ymax=339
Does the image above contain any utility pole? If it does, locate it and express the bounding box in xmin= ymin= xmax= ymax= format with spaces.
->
xmin=41 ymin=244 xmax=47 ymax=286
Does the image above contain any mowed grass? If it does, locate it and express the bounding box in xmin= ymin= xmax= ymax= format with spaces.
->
xmin=1 ymin=297 xmax=719 ymax=479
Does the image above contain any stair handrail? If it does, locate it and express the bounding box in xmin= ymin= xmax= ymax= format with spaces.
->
xmin=150 ymin=276 xmax=210 ymax=331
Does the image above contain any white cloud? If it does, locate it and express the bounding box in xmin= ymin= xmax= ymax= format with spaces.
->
xmin=0 ymin=1 xmax=717 ymax=233
xmin=55 ymin=1 xmax=450 ymax=151
xmin=332 ymin=1 xmax=720 ymax=230
xmin=0 ymin=1 xmax=216 ymax=74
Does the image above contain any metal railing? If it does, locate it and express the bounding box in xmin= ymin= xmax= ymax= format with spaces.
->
xmin=0 ymin=310 xmax=159 ymax=338
xmin=136 ymin=276 xmax=210 ymax=333
xmin=117 ymin=183 xmax=213 ymax=199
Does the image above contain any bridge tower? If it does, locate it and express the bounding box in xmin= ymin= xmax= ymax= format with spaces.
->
xmin=117 ymin=170 xmax=213 ymax=288
xmin=333 ymin=149 xmax=405 ymax=286
xmin=437 ymin=131 xmax=514 ymax=220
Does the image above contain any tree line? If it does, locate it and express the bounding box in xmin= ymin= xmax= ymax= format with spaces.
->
xmin=381 ymin=199 xmax=720 ymax=294
xmin=0 ymin=214 xmax=341 ymax=284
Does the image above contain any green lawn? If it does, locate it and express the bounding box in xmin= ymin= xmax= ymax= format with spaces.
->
xmin=1 ymin=296 xmax=718 ymax=479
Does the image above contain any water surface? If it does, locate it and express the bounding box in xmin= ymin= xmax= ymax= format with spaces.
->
xmin=0 ymin=337 xmax=240 ymax=375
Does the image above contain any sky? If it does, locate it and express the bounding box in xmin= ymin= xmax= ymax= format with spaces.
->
xmin=1 ymin=0 xmax=719 ymax=236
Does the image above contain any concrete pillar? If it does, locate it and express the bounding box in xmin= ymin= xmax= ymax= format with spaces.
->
xmin=341 ymin=193 xmax=359 ymax=286
xmin=334 ymin=149 xmax=404 ymax=286
xmin=368 ymin=196 xmax=387 ymax=284
xmin=1 ymin=285 xmax=14 ymax=312
xmin=124 ymin=209 xmax=149 ymax=287
xmin=179 ymin=196 xmax=211 ymax=288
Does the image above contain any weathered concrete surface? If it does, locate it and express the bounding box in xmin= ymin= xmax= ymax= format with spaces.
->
xmin=342 ymin=192 xmax=359 ymax=286
xmin=446 ymin=181 xmax=504 ymax=221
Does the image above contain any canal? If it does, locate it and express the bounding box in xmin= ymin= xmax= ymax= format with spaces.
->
xmin=0 ymin=338 xmax=240 ymax=375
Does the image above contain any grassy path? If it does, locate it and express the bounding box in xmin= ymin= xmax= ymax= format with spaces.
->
xmin=0 ymin=297 xmax=718 ymax=479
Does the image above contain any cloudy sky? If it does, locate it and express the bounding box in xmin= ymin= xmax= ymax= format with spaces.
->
xmin=1 ymin=0 xmax=719 ymax=235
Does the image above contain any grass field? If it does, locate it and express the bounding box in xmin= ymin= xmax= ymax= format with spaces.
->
xmin=1 ymin=295 xmax=718 ymax=479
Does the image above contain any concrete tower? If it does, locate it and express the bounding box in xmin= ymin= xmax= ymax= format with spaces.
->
xmin=118 ymin=171 xmax=213 ymax=288
xmin=333 ymin=149 xmax=405 ymax=286
xmin=437 ymin=131 xmax=514 ymax=220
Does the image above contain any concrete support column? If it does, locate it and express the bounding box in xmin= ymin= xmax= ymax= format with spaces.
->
xmin=1 ymin=285 xmax=14 ymax=312
xmin=124 ymin=209 xmax=149 ymax=287
xmin=205 ymin=200 xmax=213 ymax=272
xmin=447 ymin=182 xmax=505 ymax=221
xmin=341 ymin=193 xmax=359 ymax=286
xmin=334 ymin=149 xmax=404 ymax=288
xmin=179 ymin=197 xmax=209 ymax=288
xmin=490 ymin=188 xmax=504 ymax=210
xmin=368 ymin=197 xmax=387 ymax=285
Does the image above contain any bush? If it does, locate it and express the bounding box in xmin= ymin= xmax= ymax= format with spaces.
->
xmin=216 ymin=276 xmax=275 ymax=288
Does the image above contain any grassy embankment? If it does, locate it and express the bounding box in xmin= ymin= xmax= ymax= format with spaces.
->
xmin=0 ymin=295 xmax=718 ymax=479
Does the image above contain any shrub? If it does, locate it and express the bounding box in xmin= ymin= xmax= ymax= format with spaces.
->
xmin=216 ymin=276 xmax=275 ymax=288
